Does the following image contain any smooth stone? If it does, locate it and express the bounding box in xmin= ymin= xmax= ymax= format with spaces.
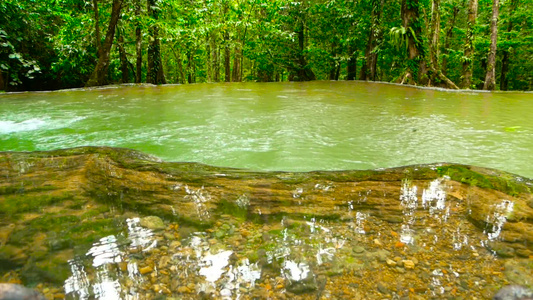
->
xmin=403 ymin=260 xmax=415 ymax=269
xmin=377 ymin=282 xmax=389 ymax=294
xmin=493 ymin=285 xmax=533 ymax=300
xmin=140 ymin=216 xmax=166 ymax=231
xmin=352 ymin=246 xmax=365 ymax=254
xmin=0 ymin=283 xmax=46 ymax=300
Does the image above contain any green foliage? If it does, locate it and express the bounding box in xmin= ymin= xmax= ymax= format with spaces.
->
xmin=0 ymin=0 xmax=532 ymax=90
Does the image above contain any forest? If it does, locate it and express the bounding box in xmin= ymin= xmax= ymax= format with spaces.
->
xmin=0 ymin=0 xmax=532 ymax=92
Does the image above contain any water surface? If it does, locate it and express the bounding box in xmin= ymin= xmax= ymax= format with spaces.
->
xmin=1 ymin=81 xmax=532 ymax=178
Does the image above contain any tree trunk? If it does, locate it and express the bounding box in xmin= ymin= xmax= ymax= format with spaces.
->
xmin=429 ymin=0 xmax=440 ymax=71
xmin=117 ymin=30 xmax=130 ymax=83
xmin=400 ymin=0 xmax=424 ymax=84
xmin=461 ymin=0 xmax=478 ymax=88
xmin=171 ymin=48 xmax=185 ymax=84
xmin=291 ymin=22 xmax=316 ymax=81
xmin=361 ymin=0 xmax=382 ymax=81
xmin=232 ymin=45 xmax=242 ymax=82
xmin=426 ymin=0 xmax=459 ymax=89
xmin=329 ymin=43 xmax=338 ymax=80
xmin=86 ymin=0 xmax=123 ymax=87
xmin=211 ymin=34 xmax=220 ymax=82
xmin=135 ymin=0 xmax=142 ymax=83
xmin=441 ymin=6 xmax=458 ymax=75
xmin=224 ymin=31 xmax=231 ymax=82
xmin=93 ymin=0 xmax=101 ymax=56
xmin=147 ymin=0 xmax=166 ymax=84
xmin=347 ymin=49 xmax=357 ymax=80
xmin=500 ymin=0 xmax=517 ymax=91
xmin=206 ymin=34 xmax=212 ymax=82
xmin=483 ymin=0 xmax=499 ymax=90
xmin=0 ymin=71 xmax=5 ymax=91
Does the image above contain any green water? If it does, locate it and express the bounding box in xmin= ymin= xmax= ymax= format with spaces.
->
xmin=1 ymin=81 xmax=532 ymax=178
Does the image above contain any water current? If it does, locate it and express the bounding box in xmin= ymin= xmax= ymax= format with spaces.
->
xmin=1 ymin=81 xmax=532 ymax=178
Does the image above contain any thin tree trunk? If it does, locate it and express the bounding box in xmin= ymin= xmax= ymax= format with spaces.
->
xmin=206 ymin=34 xmax=212 ymax=82
xmin=500 ymin=0 xmax=517 ymax=91
xmin=86 ymin=0 xmax=123 ymax=87
xmin=186 ymin=49 xmax=196 ymax=84
xmin=171 ymin=48 xmax=185 ymax=84
xmin=117 ymin=30 xmax=130 ymax=83
xmin=224 ymin=31 xmax=231 ymax=82
xmin=461 ymin=0 xmax=478 ymax=88
xmin=292 ymin=21 xmax=315 ymax=81
xmin=429 ymin=0 xmax=440 ymax=71
xmin=347 ymin=49 xmax=357 ymax=80
xmin=427 ymin=0 xmax=459 ymax=89
xmin=441 ymin=6 xmax=458 ymax=75
xmin=147 ymin=0 xmax=166 ymax=84
xmin=329 ymin=44 xmax=337 ymax=80
xmin=135 ymin=0 xmax=142 ymax=83
xmin=361 ymin=0 xmax=382 ymax=81
xmin=93 ymin=0 xmax=101 ymax=56
xmin=400 ymin=0 xmax=424 ymax=84
xmin=0 ymin=71 xmax=5 ymax=91
xmin=483 ymin=0 xmax=499 ymax=90
xmin=211 ymin=34 xmax=220 ymax=82
xmin=232 ymin=45 xmax=242 ymax=82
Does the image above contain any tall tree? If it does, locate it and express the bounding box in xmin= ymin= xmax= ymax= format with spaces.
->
xmin=147 ymin=0 xmax=166 ymax=84
xmin=427 ymin=0 xmax=459 ymax=88
xmin=499 ymin=0 xmax=518 ymax=91
xmin=135 ymin=0 xmax=142 ymax=83
xmin=483 ymin=0 xmax=500 ymax=90
xmin=86 ymin=0 xmax=124 ymax=87
xmin=441 ymin=4 xmax=459 ymax=75
xmin=360 ymin=0 xmax=383 ymax=81
xmin=461 ymin=0 xmax=478 ymax=88
xmin=397 ymin=0 xmax=425 ymax=84
xmin=93 ymin=0 xmax=102 ymax=56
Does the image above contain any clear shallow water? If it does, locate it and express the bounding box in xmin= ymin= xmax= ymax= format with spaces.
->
xmin=1 ymin=81 xmax=532 ymax=178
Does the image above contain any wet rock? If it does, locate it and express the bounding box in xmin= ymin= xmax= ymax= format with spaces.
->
xmin=140 ymin=216 xmax=165 ymax=231
xmin=493 ymin=285 xmax=533 ymax=300
xmin=352 ymin=246 xmax=365 ymax=254
xmin=503 ymin=260 xmax=533 ymax=286
xmin=492 ymin=242 xmax=516 ymax=258
xmin=285 ymin=272 xmax=317 ymax=294
xmin=377 ymin=282 xmax=390 ymax=294
xmin=403 ymin=260 xmax=415 ymax=269
xmin=0 ymin=283 xmax=46 ymax=300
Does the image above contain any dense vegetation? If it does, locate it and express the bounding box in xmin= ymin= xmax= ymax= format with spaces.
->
xmin=1 ymin=0 xmax=532 ymax=91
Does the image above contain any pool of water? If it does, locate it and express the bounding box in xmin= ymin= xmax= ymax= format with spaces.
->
xmin=1 ymin=81 xmax=532 ymax=178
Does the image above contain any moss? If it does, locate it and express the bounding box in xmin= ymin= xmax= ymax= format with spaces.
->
xmin=436 ymin=165 xmax=531 ymax=196
xmin=0 ymin=192 xmax=74 ymax=215
xmin=216 ymin=199 xmax=248 ymax=220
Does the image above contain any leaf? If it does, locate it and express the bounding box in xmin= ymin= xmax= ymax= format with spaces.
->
xmin=504 ymin=126 xmax=521 ymax=132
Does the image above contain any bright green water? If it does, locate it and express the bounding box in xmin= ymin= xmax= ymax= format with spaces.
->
xmin=1 ymin=81 xmax=532 ymax=178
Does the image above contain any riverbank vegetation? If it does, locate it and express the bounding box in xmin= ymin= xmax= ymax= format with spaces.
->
xmin=1 ymin=0 xmax=532 ymax=91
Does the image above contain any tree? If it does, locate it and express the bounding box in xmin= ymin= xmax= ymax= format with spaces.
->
xmin=461 ymin=0 xmax=478 ymax=88
xmin=483 ymin=0 xmax=500 ymax=90
xmin=426 ymin=0 xmax=459 ymax=88
xmin=135 ymin=0 xmax=143 ymax=83
xmin=360 ymin=0 xmax=383 ymax=81
xmin=86 ymin=0 xmax=124 ymax=87
xmin=146 ymin=0 xmax=166 ymax=84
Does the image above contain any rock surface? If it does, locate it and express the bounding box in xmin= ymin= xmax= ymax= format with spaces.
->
xmin=0 ymin=146 xmax=532 ymax=299
xmin=0 ymin=283 xmax=46 ymax=300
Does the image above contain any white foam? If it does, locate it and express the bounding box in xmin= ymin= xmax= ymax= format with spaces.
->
xmin=0 ymin=119 xmax=46 ymax=134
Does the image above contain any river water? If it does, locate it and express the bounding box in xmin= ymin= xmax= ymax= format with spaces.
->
xmin=1 ymin=81 xmax=532 ymax=178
